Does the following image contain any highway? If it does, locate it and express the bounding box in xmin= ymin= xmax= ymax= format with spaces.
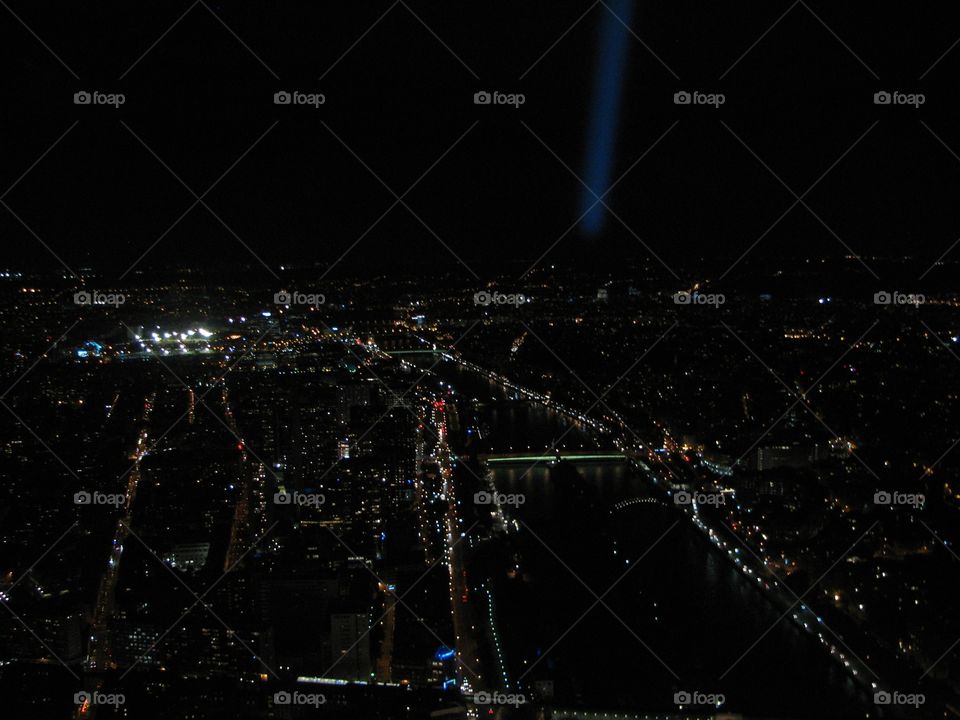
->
xmin=80 ymin=393 xmax=154 ymax=718
xmin=430 ymin=399 xmax=488 ymax=703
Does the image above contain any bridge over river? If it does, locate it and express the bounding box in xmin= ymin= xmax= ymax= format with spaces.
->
xmin=479 ymin=451 xmax=625 ymax=465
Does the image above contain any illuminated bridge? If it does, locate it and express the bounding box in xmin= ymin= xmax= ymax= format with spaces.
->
xmin=480 ymin=451 xmax=625 ymax=465
xmin=384 ymin=348 xmax=447 ymax=356
xmin=612 ymin=496 xmax=668 ymax=511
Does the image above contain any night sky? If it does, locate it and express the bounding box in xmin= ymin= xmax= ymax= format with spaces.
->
xmin=3 ymin=1 xmax=960 ymax=281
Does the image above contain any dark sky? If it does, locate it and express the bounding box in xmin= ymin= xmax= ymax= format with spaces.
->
xmin=2 ymin=1 xmax=960 ymax=283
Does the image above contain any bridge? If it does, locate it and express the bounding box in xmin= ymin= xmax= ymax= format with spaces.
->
xmin=384 ymin=348 xmax=447 ymax=356
xmin=480 ymin=451 xmax=625 ymax=465
xmin=612 ymin=496 xmax=668 ymax=511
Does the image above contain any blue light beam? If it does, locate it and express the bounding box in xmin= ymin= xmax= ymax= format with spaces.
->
xmin=580 ymin=0 xmax=635 ymax=235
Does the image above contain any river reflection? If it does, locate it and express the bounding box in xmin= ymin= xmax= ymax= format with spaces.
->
xmin=488 ymin=462 xmax=870 ymax=718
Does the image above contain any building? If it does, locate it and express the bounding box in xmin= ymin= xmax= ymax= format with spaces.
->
xmin=330 ymin=613 xmax=372 ymax=681
xmin=163 ymin=543 xmax=211 ymax=572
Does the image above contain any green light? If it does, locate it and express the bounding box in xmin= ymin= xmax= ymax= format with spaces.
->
xmin=485 ymin=453 xmax=625 ymax=464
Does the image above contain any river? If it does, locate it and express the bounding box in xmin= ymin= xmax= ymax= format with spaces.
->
xmin=419 ymin=359 xmax=875 ymax=718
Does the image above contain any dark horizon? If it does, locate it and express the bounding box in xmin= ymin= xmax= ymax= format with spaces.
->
xmin=3 ymin=2 xmax=960 ymax=282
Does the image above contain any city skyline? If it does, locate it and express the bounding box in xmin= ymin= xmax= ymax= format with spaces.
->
xmin=3 ymin=2 xmax=960 ymax=719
